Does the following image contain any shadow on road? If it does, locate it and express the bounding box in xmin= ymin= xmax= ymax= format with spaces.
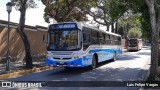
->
xmin=46 ymin=62 xmax=148 ymax=82
xmin=48 ymin=60 xmax=113 ymax=76
xmin=40 ymin=68 xmax=148 ymax=90
xmin=118 ymin=47 xmax=150 ymax=61
xmin=117 ymin=55 xmax=140 ymax=61
xmin=136 ymin=52 xmax=151 ymax=56
xmin=5 ymin=66 xmax=148 ymax=90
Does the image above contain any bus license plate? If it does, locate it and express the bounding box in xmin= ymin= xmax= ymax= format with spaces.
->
xmin=59 ymin=62 xmax=64 ymax=64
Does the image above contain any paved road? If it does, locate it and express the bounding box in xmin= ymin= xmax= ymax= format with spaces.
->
xmin=2 ymin=46 xmax=151 ymax=90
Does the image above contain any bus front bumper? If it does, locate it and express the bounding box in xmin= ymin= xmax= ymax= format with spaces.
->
xmin=128 ymin=46 xmax=138 ymax=50
xmin=46 ymin=58 xmax=84 ymax=67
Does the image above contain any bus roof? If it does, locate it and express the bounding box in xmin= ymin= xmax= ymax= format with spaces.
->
xmin=49 ymin=22 xmax=121 ymax=37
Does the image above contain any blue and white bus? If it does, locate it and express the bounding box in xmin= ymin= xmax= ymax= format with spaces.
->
xmin=45 ymin=22 xmax=122 ymax=69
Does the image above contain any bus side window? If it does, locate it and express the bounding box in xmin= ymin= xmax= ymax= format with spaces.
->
xmin=110 ymin=35 xmax=113 ymax=45
xmin=83 ymin=32 xmax=91 ymax=50
xmin=83 ymin=32 xmax=86 ymax=42
xmin=103 ymin=33 xmax=105 ymax=45
xmin=87 ymin=33 xmax=91 ymax=42
xmin=97 ymin=32 xmax=99 ymax=44
xmin=98 ymin=32 xmax=103 ymax=45
xmin=118 ymin=37 xmax=121 ymax=41
xmin=92 ymin=38 xmax=96 ymax=44
xmin=105 ymin=34 xmax=109 ymax=45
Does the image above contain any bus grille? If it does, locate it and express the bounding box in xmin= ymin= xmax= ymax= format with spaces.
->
xmin=53 ymin=57 xmax=72 ymax=60
xmin=51 ymin=52 xmax=73 ymax=55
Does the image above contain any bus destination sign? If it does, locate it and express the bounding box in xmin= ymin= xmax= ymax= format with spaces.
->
xmin=49 ymin=23 xmax=77 ymax=30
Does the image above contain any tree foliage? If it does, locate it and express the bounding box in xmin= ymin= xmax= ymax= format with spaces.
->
xmin=108 ymin=0 xmax=151 ymax=40
xmin=118 ymin=15 xmax=142 ymax=38
xmin=11 ymin=0 xmax=37 ymax=10
xmin=41 ymin=0 xmax=96 ymax=22
xmin=41 ymin=0 xmax=121 ymax=32
xmin=128 ymin=27 xmax=142 ymax=38
xmin=82 ymin=0 xmax=122 ymax=31
xmin=109 ymin=0 xmax=160 ymax=76
xmin=139 ymin=4 xmax=151 ymax=40
xmin=84 ymin=0 xmax=113 ymax=26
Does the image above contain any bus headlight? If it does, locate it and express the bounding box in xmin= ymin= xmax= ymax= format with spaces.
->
xmin=47 ymin=56 xmax=52 ymax=59
xmin=74 ymin=56 xmax=79 ymax=59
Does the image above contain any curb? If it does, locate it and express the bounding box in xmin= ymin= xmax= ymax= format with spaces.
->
xmin=139 ymin=60 xmax=151 ymax=90
xmin=0 ymin=66 xmax=53 ymax=80
xmin=144 ymin=67 xmax=150 ymax=81
xmin=139 ymin=69 xmax=150 ymax=90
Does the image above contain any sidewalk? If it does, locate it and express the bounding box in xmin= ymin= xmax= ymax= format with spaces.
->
xmin=0 ymin=61 xmax=52 ymax=80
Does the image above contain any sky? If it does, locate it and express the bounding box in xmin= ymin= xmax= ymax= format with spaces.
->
xmin=0 ymin=0 xmax=107 ymax=30
xmin=0 ymin=0 xmax=49 ymax=27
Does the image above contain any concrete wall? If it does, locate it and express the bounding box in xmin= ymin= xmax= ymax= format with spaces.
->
xmin=121 ymin=39 xmax=126 ymax=48
xmin=0 ymin=24 xmax=47 ymax=62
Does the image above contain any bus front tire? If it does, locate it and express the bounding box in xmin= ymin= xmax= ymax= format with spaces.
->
xmin=112 ymin=52 xmax=116 ymax=61
xmin=64 ymin=67 xmax=72 ymax=70
xmin=91 ymin=55 xmax=98 ymax=69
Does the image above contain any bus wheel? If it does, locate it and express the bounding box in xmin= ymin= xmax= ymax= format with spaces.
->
xmin=91 ymin=55 xmax=97 ymax=69
xmin=137 ymin=46 xmax=139 ymax=51
xmin=112 ymin=52 xmax=116 ymax=61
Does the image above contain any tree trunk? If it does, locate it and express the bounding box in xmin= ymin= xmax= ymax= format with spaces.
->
xmin=159 ymin=47 xmax=160 ymax=66
xmin=123 ymin=25 xmax=128 ymax=48
xmin=17 ymin=0 xmax=33 ymax=69
xmin=115 ymin=19 xmax=118 ymax=34
xmin=146 ymin=0 xmax=159 ymax=76
xmin=156 ymin=1 xmax=160 ymax=67
xmin=111 ymin=22 xmax=114 ymax=33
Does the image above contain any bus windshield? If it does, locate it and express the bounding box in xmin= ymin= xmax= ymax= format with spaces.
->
xmin=128 ymin=39 xmax=139 ymax=47
xmin=47 ymin=30 xmax=80 ymax=51
xmin=129 ymin=39 xmax=138 ymax=44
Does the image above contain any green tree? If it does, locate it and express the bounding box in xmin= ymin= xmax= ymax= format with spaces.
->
xmin=128 ymin=27 xmax=142 ymax=38
xmin=83 ymin=0 xmax=115 ymax=31
xmin=41 ymin=0 xmax=96 ymax=22
xmin=41 ymin=0 xmax=121 ymax=32
xmin=81 ymin=0 xmax=124 ymax=32
xmin=145 ymin=0 xmax=160 ymax=77
xmin=139 ymin=3 xmax=151 ymax=40
xmin=118 ymin=14 xmax=142 ymax=38
xmin=109 ymin=0 xmax=160 ymax=77
xmin=11 ymin=0 xmax=37 ymax=69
